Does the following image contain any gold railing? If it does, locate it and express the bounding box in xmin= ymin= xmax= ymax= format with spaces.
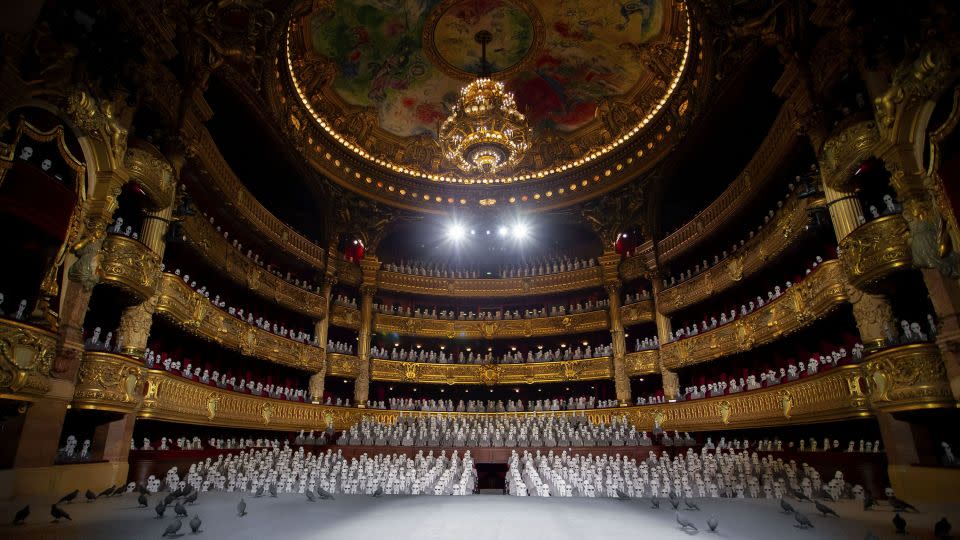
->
xmin=124 ymin=143 xmax=175 ymax=210
xmin=154 ymin=273 xmax=322 ymax=371
xmin=620 ymin=300 xmax=655 ymax=326
xmin=839 ymin=214 xmax=913 ymax=289
xmin=625 ymin=349 xmax=659 ymax=377
xmin=861 ymin=343 xmax=954 ymax=412
xmin=73 ymin=352 xmax=145 ymax=413
xmin=330 ymin=304 xmax=361 ymax=330
xmin=180 ymin=212 xmax=328 ymax=320
xmin=376 ymin=266 xmax=603 ymax=297
xmin=326 ymin=352 xmax=362 ymax=379
xmin=660 ymin=260 xmax=848 ymax=370
xmin=334 ymin=258 xmax=362 ymax=286
xmin=370 ymin=356 xmax=614 ymax=386
xmin=0 ymin=318 xmax=56 ymax=400
xmin=373 ymin=309 xmax=611 ymax=340
xmin=97 ymin=234 xmax=161 ymax=302
xmin=819 ymin=119 xmax=881 ymax=191
xmin=656 ymin=196 xmax=820 ymax=315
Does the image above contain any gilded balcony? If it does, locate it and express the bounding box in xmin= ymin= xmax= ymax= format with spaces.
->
xmin=325 ymin=352 xmax=363 ymax=379
xmin=861 ymin=343 xmax=954 ymax=412
xmin=154 ymin=273 xmax=323 ymax=371
xmin=181 ymin=213 xmax=328 ymax=319
xmin=0 ymin=318 xmax=56 ymax=400
xmin=660 ymin=260 xmax=849 ymax=370
xmin=620 ymin=299 xmax=655 ymax=326
xmin=72 ymin=352 xmax=145 ymax=413
xmin=373 ymin=309 xmax=610 ymax=340
xmin=124 ymin=141 xmax=175 ymax=210
xmin=625 ymin=349 xmax=659 ymax=377
xmin=97 ymin=234 xmax=161 ymax=302
xmin=839 ymin=214 xmax=913 ymax=289
xmin=819 ymin=119 xmax=881 ymax=191
xmin=330 ymin=304 xmax=361 ymax=330
xmin=377 ymin=266 xmax=603 ymax=298
xmin=334 ymin=258 xmax=362 ymax=286
xmin=657 ymin=196 xmax=821 ymax=315
xmin=370 ymin=356 xmax=613 ymax=386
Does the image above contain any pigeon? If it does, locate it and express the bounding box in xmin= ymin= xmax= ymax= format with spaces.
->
xmin=893 ymin=512 xmax=907 ymax=535
xmin=171 ymin=487 xmax=184 ymax=499
xmin=184 ymin=490 xmax=198 ymax=505
xmin=50 ymin=504 xmax=71 ymax=522
xmin=815 ymin=500 xmax=838 ymax=517
xmin=889 ymin=496 xmax=917 ymax=512
xmin=792 ymin=489 xmax=811 ymax=502
xmin=254 ymin=485 xmax=264 ymax=498
xmin=175 ymin=501 xmax=188 ymax=517
xmin=237 ymin=498 xmax=247 ymax=517
xmin=139 ymin=493 xmax=149 ymax=507
xmin=935 ymin=517 xmax=951 ymax=539
xmin=58 ymin=489 xmax=79 ymax=504
xmin=684 ymin=499 xmax=700 ymax=511
xmin=863 ymin=492 xmax=877 ymax=511
xmin=780 ymin=499 xmax=796 ymax=514
xmin=616 ymin=489 xmax=630 ymax=501
xmin=85 ymin=489 xmax=98 ymax=502
xmin=98 ymin=485 xmax=116 ymax=498
xmin=676 ymin=512 xmax=698 ymax=531
xmin=372 ymin=486 xmax=384 ymax=497
xmin=316 ymin=487 xmax=335 ymax=500
xmin=305 ymin=489 xmax=316 ymax=502
xmin=164 ymin=493 xmax=177 ymax=505
xmin=138 ymin=483 xmax=149 ymax=495
xmin=707 ymin=515 xmax=719 ymax=532
xmin=794 ymin=512 xmax=814 ymax=529
xmin=156 ymin=501 xmax=167 ymax=518
xmin=669 ymin=497 xmax=680 ymax=510
xmin=650 ymin=496 xmax=660 ymax=509
xmin=269 ymin=483 xmax=278 ymax=498
xmin=13 ymin=505 xmax=29 ymax=525
xmin=189 ymin=515 xmax=202 ymax=534
xmin=162 ymin=518 xmax=182 ymax=537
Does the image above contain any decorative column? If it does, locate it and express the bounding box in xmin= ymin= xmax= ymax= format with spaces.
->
xmin=651 ymin=275 xmax=678 ymax=400
xmin=309 ymin=276 xmax=336 ymax=403
xmin=599 ymin=251 xmax=630 ymax=405
xmin=354 ymin=256 xmax=380 ymax=407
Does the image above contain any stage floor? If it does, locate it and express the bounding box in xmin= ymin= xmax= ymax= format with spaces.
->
xmin=1 ymin=492 xmax=955 ymax=539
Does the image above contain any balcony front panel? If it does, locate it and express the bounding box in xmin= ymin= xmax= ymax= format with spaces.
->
xmin=839 ymin=214 xmax=913 ymax=290
xmin=154 ymin=273 xmax=322 ymax=371
xmin=625 ymin=350 xmax=659 ymax=377
xmin=330 ymin=304 xmax=361 ymax=330
xmin=97 ymin=234 xmax=161 ymax=302
xmin=325 ymin=352 xmax=362 ymax=379
xmin=370 ymin=357 xmax=613 ymax=386
xmin=373 ymin=310 xmax=610 ymax=340
xmin=377 ymin=266 xmax=603 ymax=298
xmin=73 ymin=352 xmax=145 ymax=412
xmin=862 ymin=343 xmax=954 ymax=412
xmin=657 ymin=195 xmax=819 ymax=315
xmin=181 ymin=213 xmax=327 ymax=319
xmin=620 ymin=300 xmax=655 ymax=326
xmin=660 ymin=260 xmax=849 ymax=370
xmin=0 ymin=318 xmax=56 ymax=400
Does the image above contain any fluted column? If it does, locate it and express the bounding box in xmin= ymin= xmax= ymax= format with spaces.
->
xmin=598 ymin=251 xmax=630 ymax=405
xmin=309 ymin=277 xmax=335 ymax=403
xmin=651 ymin=275 xmax=678 ymax=400
xmin=354 ymin=256 xmax=380 ymax=407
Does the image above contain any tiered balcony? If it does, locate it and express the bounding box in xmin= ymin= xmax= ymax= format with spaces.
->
xmin=376 ymin=266 xmax=603 ymax=297
xmin=372 ymin=309 xmax=614 ymax=340
xmin=838 ymin=214 xmax=913 ymax=289
xmin=97 ymin=234 xmax=161 ymax=302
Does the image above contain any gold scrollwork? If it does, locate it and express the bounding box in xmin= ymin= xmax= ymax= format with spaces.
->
xmin=0 ymin=318 xmax=56 ymax=399
xmin=377 ymin=266 xmax=603 ymax=298
xmin=862 ymin=343 xmax=953 ymax=412
xmin=819 ymin=120 xmax=881 ymax=191
xmin=97 ymin=234 xmax=161 ymax=301
xmin=72 ymin=352 xmax=144 ymax=411
xmin=839 ymin=214 xmax=913 ymax=289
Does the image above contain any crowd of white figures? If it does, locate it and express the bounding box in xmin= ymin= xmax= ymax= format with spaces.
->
xmin=142 ymin=446 xmax=477 ymax=496
xmin=506 ymin=447 xmax=866 ymax=501
xmin=370 ymin=343 xmax=614 ymax=364
xmin=385 ymin=397 xmax=617 ymax=412
xmin=106 ymin=216 xmax=140 ymax=240
xmin=371 ymin=298 xmax=614 ymax=321
xmin=380 ymin=255 xmax=598 ymax=279
xmin=337 ymin=415 xmax=677 ymax=448
xmin=132 ymin=432 xmax=338 ymax=452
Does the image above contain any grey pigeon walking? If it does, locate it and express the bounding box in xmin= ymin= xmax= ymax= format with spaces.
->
xmin=650 ymin=496 xmax=660 ymax=509
xmin=58 ymin=489 xmax=79 ymax=504
xmin=162 ymin=518 xmax=182 ymax=537
xmin=316 ymin=487 xmax=335 ymax=500
xmin=676 ymin=512 xmax=698 ymax=531
xmin=269 ymin=483 xmax=278 ymax=498
xmin=164 ymin=493 xmax=177 ymax=505
xmin=139 ymin=493 xmax=149 ymax=507
xmin=794 ymin=512 xmax=814 ymax=529
xmin=254 ymin=485 xmax=264 ymax=498
xmin=98 ymin=485 xmax=115 ymax=498
xmin=893 ymin=513 xmax=907 ymax=535
xmin=372 ymin=486 xmax=384 ymax=497
xmin=793 ymin=489 xmax=811 ymax=502
xmin=85 ymin=489 xmax=98 ymax=502
xmin=175 ymin=501 xmax=188 ymax=517
xmin=237 ymin=498 xmax=247 ymax=517
xmin=155 ymin=501 xmax=167 ymax=518
xmin=184 ymin=490 xmax=198 ymax=505
xmin=780 ymin=499 xmax=796 ymax=514
xmin=616 ymin=489 xmax=630 ymax=501
xmin=305 ymin=489 xmax=316 ymax=502
xmin=50 ymin=504 xmax=71 ymax=522
xmin=684 ymin=499 xmax=700 ymax=511
xmin=12 ymin=505 xmax=29 ymax=525
xmin=815 ymin=500 xmax=838 ymax=517
xmin=707 ymin=515 xmax=719 ymax=532
xmin=189 ymin=515 xmax=202 ymax=534
xmin=890 ymin=496 xmax=917 ymax=512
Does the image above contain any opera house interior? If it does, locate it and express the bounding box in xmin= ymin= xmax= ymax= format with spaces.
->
xmin=0 ymin=0 xmax=959 ymax=538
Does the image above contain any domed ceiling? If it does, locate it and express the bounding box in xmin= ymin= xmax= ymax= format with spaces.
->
xmin=271 ymin=0 xmax=706 ymax=212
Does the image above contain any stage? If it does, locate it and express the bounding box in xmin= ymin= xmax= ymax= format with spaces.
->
xmin=2 ymin=492 xmax=955 ymax=539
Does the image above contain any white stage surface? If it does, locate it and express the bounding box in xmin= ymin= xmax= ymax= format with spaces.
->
xmin=2 ymin=493 xmax=956 ymax=539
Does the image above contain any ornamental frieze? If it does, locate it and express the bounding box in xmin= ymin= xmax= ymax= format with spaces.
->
xmin=0 ymin=318 xmax=56 ymax=400
xmin=97 ymin=234 xmax=161 ymax=302
xmin=377 ymin=266 xmax=603 ymax=298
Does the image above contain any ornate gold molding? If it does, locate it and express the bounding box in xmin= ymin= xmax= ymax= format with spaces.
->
xmin=124 ymin=143 xmax=175 ymax=211
xmin=660 ymin=260 xmax=849 ymax=370
xmin=819 ymin=119 xmax=881 ymax=191
xmin=330 ymin=304 xmax=361 ymax=330
xmin=0 ymin=318 xmax=55 ymax=400
xmin=620 ymin=300 xmax=655 ymax=326
xmin=370 ymin=356 xmax=613 ymax=386
xmin=377 ymin=266 xmax=603 ymax=298
xmin=625 ymin=349 xmax=659 ymax=377
xmin=181 ymin=213 xmax=327 ymax=320
xmin=96 ymin=234 xmax=161 ymax=302
xmin=325 ymin=352 xmax=362 ymax=378
xmin=657 ymin=195 xmax=820 ymax=315
xmin=373 ymin=309 xmax=612 ymax=340
xmin=862 ymin=343 xmax=954 ymax=412
xmin=334 ymin=258 xmax=362 ymax=286
xmin=838 ymin=214 xmax=913 ymax=289
xmin=154 ymin=273 xmax=322 ymax=371
xmin=72 ymin=352 xmax=145 ymax=412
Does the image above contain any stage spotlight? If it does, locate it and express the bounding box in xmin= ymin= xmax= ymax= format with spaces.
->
xmin=511 ymin=223 xmax=529 ymax=240
xmin=447 ymin=223 xmax=466 ymax=241
xmin=498 ymin=226 xmax=509 ymax=237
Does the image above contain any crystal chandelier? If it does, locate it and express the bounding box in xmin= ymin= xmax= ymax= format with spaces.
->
xmin=439 ymin=31 xmax=530 ymax=176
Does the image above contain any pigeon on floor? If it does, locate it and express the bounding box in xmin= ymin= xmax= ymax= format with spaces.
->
xmin=164 ymin=493 xmax=177 ymax=505
xmin=893 ymin=512 xmax=907 ymax=535
xmin=863 ymin=491 xmax=877 ymax=511
xmin=50 ymin=504 xmax=71 ymax=522
xmin=684 ymin=499 xmax=700 ymax=511
xmin=155 ymin=501 xmax=167 ymax=518
xmin=890 ymin=496 xmax=917 ymax=512
xmin=707 ymin=515 xmax=718 ymax=532
xmin=316 ymin=486 xmax=335 ymax=500
xmin=85 ymin=489 xmax=98 ymax=502
xmin=305 ymin=489 xmax=316 ymax=502
xmin=815 ymin=500 xmax=839 ymax=517
xmin=12 ymin=505 xmax=29 ymax=525
xmin=175 ymin=501 xmax=188 ymax=517
xmin=676 ymin=512 xmax=698 ymax=531
xmin=650 ymin=497 xmax=660 ymax=509
xmin=58 ymin=489 xmax=79 ymax=504
xmin=162 ymin=518 xmax=182 ymax=537
xmin=171 ymin=487 xmax=183 ymax=499
xmin=139 ymin=493 xmax=149 ymax=507
xmin=138 ymin=483 xmax=149 ymax=495
xmin=793 ymin=489 xmax=811 ymax=502
xmin=372 ymin=486 xmax=384 ymax=497
xmin=237 ymin=498 xmax=247 ymax=517
xmin=934 ymin=517 xmax=951 ymax=539
xmin=616 ymin=489 xmax=630 ymax=501
xmin=780 ymin=499 xmax=796 ymax=514
xmin=184 ymin=490 xmax=198 ymax=505
xmin=254 ymin=485 xmax=264 ymax=498
xmin=190 ymin=514 xmax=202 ymax=534
xmin=794 ymin=512 xmax=814 ymax=529
xmin=98 ymin=485 xmax=115 ymax=498
xmin=669 ymin=497 xmax=680 ymax=510
xmin=269 ymin=483 xmax=278 ymax=498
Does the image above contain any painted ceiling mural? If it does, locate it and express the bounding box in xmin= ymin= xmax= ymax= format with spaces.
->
xmin=309 ymin=0 xmax=667 ymax=139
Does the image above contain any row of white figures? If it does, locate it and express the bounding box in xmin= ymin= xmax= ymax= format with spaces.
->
xmin=666 ymin=255 xmax=829 ymax=343
xmin=143 ymin=347 xmax=311 ymax=402
xmin=658 ymin=180 xmax=801 ymax=287
xmin=57 ymin=435 xmax=91 ymax=461
xmin=326 ymin=340 xmax=354 ymax=354
xmin=18 ymin=145 xmax=66 ymax=181
xmin=134 ymin=436 xmax=288 ymax=451
xmin=338 ymin=415 xmax=650 ymax=449
xmin=333 ymin=295 xmax=358 ymax=309
xmin=680 ymin=345 xmax=861 ymax=401
xmin=884 ymin=317 xmax=938 ymax=345
xmin=82 ymin=326 xmax=123 ymax=352
xmin=858 ymin=193 xmax=903 ymax=224
xmin=370 ymin=344 xmax=613 ymax=365
xmin=507 ymin=446 xmax=873 ymax=503
xmin=322 ymin=396 xmax=352 ymax=407
xmin=204 ymin=213 xmax=322 ymax=294
xmin=634 ymin=336 xmax=659 ymax=351
xmin=164 ymin=445 xmax=476 ymax=496
xmin=0 ymin=293 xmax=31 ymax=321
xmin=387 ymin=397 xmax=605 ymax=412
xmin=498 ymin=256 xmax=597 ymax=277
xmin=372 ymin=299 xmax=612 ymax=321
xmin=107 ymin=217 xmax=139 ymax=240
xmin=163 ymin=267 xmax=318 ymax=345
